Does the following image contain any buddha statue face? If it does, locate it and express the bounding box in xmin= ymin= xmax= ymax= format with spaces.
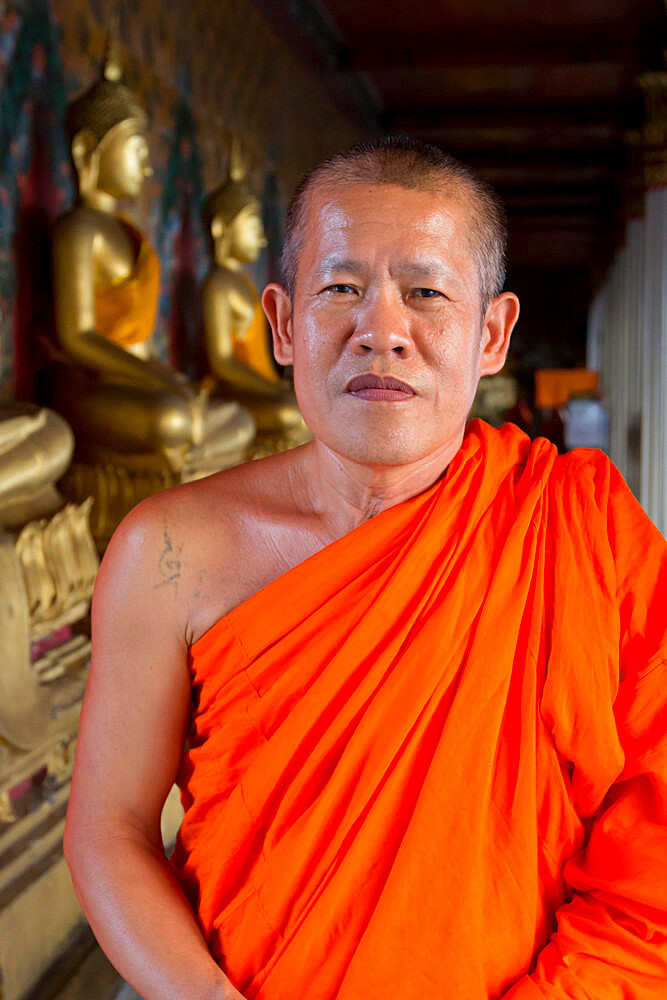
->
xmin=211 ymin=203 xmax=267 ymax=266
xmin=66 ymin=34 xmax=152 ymax=208
xmin=71 ymin=119 xmax=152 ymax=205
xmin=96 ymin=123 xmax=152 ymax=199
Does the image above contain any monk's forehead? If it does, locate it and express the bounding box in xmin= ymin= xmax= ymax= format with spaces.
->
xmin=300 ymin=181 xmax=474 ymax=264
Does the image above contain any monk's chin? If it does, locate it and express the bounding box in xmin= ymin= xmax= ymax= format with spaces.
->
xmin=326 ymin=429 xmax=442 ymax=469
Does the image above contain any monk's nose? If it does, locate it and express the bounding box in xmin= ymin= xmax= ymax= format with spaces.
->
xmin=349 ymin=293 xmax=415 ymax=357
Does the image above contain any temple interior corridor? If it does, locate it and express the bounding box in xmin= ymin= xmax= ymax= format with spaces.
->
xmin=0 ymin=0 xmax=665 ymax=996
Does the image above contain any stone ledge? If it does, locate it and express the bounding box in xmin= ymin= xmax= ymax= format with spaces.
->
xmin=24 ymin=924 xmax=140 ymax=1000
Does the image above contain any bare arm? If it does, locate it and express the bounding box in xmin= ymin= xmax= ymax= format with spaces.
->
xmin=64 ymin=500 xmax=244 ymax=1000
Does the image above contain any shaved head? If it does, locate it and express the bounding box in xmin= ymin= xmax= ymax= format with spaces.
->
xmin=281 ymin=136 xmax=507 ymax=318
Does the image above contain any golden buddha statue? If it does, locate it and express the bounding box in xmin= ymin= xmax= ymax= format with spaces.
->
xmin=0 ymin=405 xmax=98 ymax=750
xmin=201 ymin=157 xmax=309 ymax=449
xmin=0 ymin=402 xmax=73 ymax=528
xmin=50 ymin=36 xmax=254 ymax=542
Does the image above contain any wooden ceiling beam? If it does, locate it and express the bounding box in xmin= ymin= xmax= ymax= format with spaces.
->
xmin=458 ymin=149 xmax=613 ymax=167
xmin=509 ymin=215 xmax=608 ymax=231
xmin=384 ymin=104 xmax=628 ymax=132
xmin=507 ymin=232 xmax=605 ymax=267
xmin=404 ymin=122 xmax=620 ymax=152
xmin=350 ymin=40 xmax=640 ymax=72
xmin=502 ymin=191 xmax=609 ymax=211
xmin=477 ymin=163 xmax=610 ymax=185
xmin=381 ymin=89 xmax=632 ymax=114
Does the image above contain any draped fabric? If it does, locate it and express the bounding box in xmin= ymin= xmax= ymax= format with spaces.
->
xmin=93 ymin=219 xmax=160 ymax=348
xmin=232 ymin=274 xmax=281 ymax=384
xmin=172 ymin=420 xmax=667 ymax=1000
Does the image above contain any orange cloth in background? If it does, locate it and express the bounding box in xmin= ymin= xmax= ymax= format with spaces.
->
xmin=93 ymin=220 xmax=160 ymax=347
xmin=534 ymin=368 xmax=599 ymax=410
xmin=232 ymin=275 xmax=281 ymax=384
xmin=172 ymin=420 xmax=667 ymax=999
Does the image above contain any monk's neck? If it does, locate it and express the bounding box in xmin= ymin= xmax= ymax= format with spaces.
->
xmin=306 ymin=435 xmax=464 ymax=537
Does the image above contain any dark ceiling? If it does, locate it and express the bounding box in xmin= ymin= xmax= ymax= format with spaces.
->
xmin=252 ymin=0 xmax=665 ymax=367
xmin=254 ymin=0 xmax=664 ymax=273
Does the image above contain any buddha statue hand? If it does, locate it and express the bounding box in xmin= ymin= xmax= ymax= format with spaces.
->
xmin=191 ymin=387 xmax=210 ymax=447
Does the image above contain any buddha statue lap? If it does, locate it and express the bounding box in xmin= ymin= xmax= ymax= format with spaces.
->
xmin=50 ymin=40 xmax=255 ymax=544
xmin=201 ymin=164 xmax=310 ymax=454
xmin=0 ymin=402 xmax=97 ymax=751
xmin=0 ymin=402 xmax=73 ymax=528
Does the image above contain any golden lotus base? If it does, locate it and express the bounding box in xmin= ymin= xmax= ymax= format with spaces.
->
xmin=59 ymin=461 xmax=178 ymax=551
xmin=246 ymin=426 xmax=313 ymax=461
xmin=0 ymin=495 xmax=99 ymax=998
xmin=60 ymin=429 xmax=309 ymax=551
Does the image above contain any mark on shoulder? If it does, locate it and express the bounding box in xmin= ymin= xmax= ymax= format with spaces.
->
xmin=193 ymin=568 xmax=206 ymax=600
xmin=153 ymin=524 xmax=183 ymax=592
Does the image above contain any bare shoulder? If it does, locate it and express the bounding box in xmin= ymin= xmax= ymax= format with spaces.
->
xmin=98 ymin=445 xmax=312 ymax=647
xmin=97 ymin=476 xmax=219 ymax=646
xmin=94 ymin=487 xmax=193 ymax=654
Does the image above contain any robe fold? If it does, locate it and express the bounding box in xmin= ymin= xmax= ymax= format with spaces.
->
xmin=93 ymin=219 xmax=160 ymax=348
xmin=171 ymin=420 xmax=667 ymax=999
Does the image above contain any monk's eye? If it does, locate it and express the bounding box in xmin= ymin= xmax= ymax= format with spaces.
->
xmin=323 ymin=284 xmax=357 ymax=295
xmin=411 ymin=287 xmax=443 ymax=299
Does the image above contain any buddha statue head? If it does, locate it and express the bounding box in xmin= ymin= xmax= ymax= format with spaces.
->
xmin=66 ymin=29 xmax=152 ymax=205
xmin=203 ymin=144 xmax=267 ymax=267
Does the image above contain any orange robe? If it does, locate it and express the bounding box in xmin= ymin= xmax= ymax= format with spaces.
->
xmin=172 ymin=420 xmax=667 ymax=999
xmin=93 ymin=219 xmax=160 ymax=348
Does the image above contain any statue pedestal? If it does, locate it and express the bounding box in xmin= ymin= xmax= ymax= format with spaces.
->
xmin=58 ymin=436 xmax=252 ymax=551
xmin=59 ymin=461 xmax=178 ymax=551
xmin=0 ymin=498 xmax=98 ymax=1000
xmin=246 ymin=426 xmax=313 ymax=461
xmin=0 ymin=731 xmax=84 ymax=1000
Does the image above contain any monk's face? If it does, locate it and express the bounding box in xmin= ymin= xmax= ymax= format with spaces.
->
xmin=266 ymin=182 xmax=518 ymax=467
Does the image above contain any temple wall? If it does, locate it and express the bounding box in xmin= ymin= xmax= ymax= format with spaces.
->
xmin=0 ymin=0 xmax=360 ymax=396
xmin=0 ymin=3 xmax=359 ymax=995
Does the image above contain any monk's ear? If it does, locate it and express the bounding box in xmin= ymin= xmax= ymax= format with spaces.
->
xmin=262 ymin=283 xmax=294 ymax=365
xmin=479 ymin=291 xmax=520 ymax=377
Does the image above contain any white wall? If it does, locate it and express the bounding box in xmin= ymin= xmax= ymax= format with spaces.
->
xmin=588 ymin=186 xmax=667 ymax=536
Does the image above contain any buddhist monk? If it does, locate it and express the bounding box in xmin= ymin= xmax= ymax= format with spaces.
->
xmin=64 ymin=138 xmax=667 ymax=1000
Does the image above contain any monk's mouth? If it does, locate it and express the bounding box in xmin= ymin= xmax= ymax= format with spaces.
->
xmin=346 ymin=374 xmax=416 ymax=401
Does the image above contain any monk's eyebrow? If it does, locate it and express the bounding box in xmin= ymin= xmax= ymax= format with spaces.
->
xmin=396 ymin=259 xmax=452 ymax=280
xmin=397 ymin=258 xmax=466 ymax=295
xmin=318 ymin=255 xmax=366 ymax=276
xmin=316 ymin=255 xmax=465 ymax=293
